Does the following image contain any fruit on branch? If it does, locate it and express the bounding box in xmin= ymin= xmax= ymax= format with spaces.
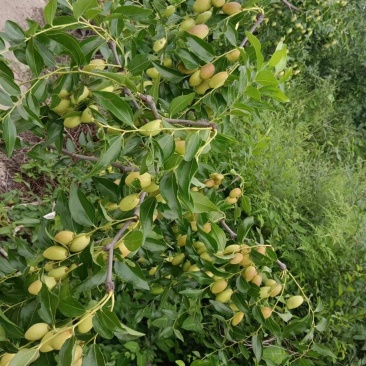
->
xmin=200 ymin=252 xmax=214 ymax=262
xmin=153 ymin=37 xmax=167 ymax=53
xmin=175 ymin=139 xmax=186 ymax=155
xmin=119 ymin=193 xmax=140 ymax=211
xmin=143 ymin=182 xmax=160 ymax=193
xmin=265 ymin=279 xmax=277 ymax=287
xmin=162 ymin=5 xmax=176 ymax=17
xmin=212 ymin=0 xmax=225 ymax=6
xmin=25 ymin=323 xmax=50 ymax=341
xmin=224 ymin=244 xmax=241 ymax=254
xmin=256 ymin=245 xmax=266 ymax=255
xmin=202 ymin=222 xmax=211 ymax=233
xmin=51 ymin=328 xmax=73 ymax=350
xmin=146 ymin=67 xmax=160 ymax=79
xmin=222 ymin=2 xmax=242 ymax=15
xmin=241 ymin=244 xmax=251 ymax=254
xmin=229 ymin=188 xmax=242 ymax=198
xmin=150 ymin=286 xmax=165 ymax=295
xmin=28 ymin=276 xmax=57 ymax=295
xmin=226 ymin=49 xmax=241 ymax=62
xmin=139 ymin=119 xmax=163 ymax=137
xmin=251 ymin=274 xmax=263 ymax=286
xmin=189 ymin=70 xmax=203 ymax=86
xmin=240 ymin=254 xmax=253 ymax=266
xmin=52 ymin=99 xmax=71 ymax=115
xmin=71 ymin=86 xmax=90 ymax=104
xmin=83 ymin=59 xmax=106 ymax=72
xmin=77 ymin=313 xmax=94 ymax=333
xmin=70 ymin=234 xmax=91 ymax=253
xmin=196 ymin=11 xmax=212 ymax=24
xmin=269 ymin=283 xmax=282 ymax=297
xmin=187 ymin=24 xmax=209 ymax=39
xmin=231 ymin=311 xmax=245 ymax=326
xmin=205 ymin=179 xmax=215 ymax=187
xmin=81 ymin=105 xmax=98 ymax=123
xmin=286 ymin=295 xmax=304 ymax=309
xmin=48 ymin=266 xmax=69 ymax=279
xmin=54 ymin=230 xmax=75 ymax=245
xmin=118 ymin=241 xmax=131 ymax=258
xmin=225 ymin=196 xmax=237 ymax=204
xmin=188 ymin=264 xmax=200 ymax=272
xmin=211 ymin=279 xmax=228 ymax=294
xmin=58 ymin=89 xmax=69 ymax=98
xmin=193 ymin=0 xmax=212 ymax=13
xmin=195 ymin=80 xmax=211 ymax=94
xmin=163 ymin=57 xmax=173 ymax=67
xmin=125 ymin=172 xmax=152 ymax=188
xmin=0 ymin=353 xmax=16 ymax=365
xmin=40 ymin=330 xmax=57 ymax=352
xmin=216 ymin=288 xmax=233 ymax=303
xmin=177 ymin=62 xmax=197 ymax=75
xmin=177 ymin=235 xmax=187 ymax=247
xmin=172 ymin=253 xmax=185 ymax=266
xmin=261 ymin=307 xmax=272 ymax=319
xmin=191 ymin=220 xmax=198 ymax=231
xmin=230 ymin=252 xmax=244 ymax=264
xmin=64 ymin=115 xmax=82 ymax=129
xmin=99 ymin=85 xmax=115 ymax=92
xmin=200 ymin=63 xmax=215 ymax=80
xmin=43 ymin=246 xmax=69 ymax=261
xmin=179 ymin=18 xmax=196 ymax=31
xmin=242 ymin=265 xmax=257 ymax=281
xmin=209 ymin=71 xmax=229 ymax=88
xmin=259 ymin=286 xmax=271 ymax=299
xmin=74 ymin=345 xmax=83 ymax=362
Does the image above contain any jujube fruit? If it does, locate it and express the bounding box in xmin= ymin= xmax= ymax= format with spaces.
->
xmin=162 ymin=5 xmax=176 ymax=17
xmin=77 ymin=313 xmax=94 ymax=334
xmin=231 ymin=311 xmax=245 ymax=326
xmin=58 ymin=89 xmax=69 ymax=98
xmin=146 ymin=67 xmax=159 ymax=79
xmin=189 ymin=70 xmax=203 ymax=86
xmin=259 ymin=286 xmax=271 ymax=299
xmin=286 ymin=295 xmax=304 ymax=309
xmin=196 ymin=11 xmax=212 ymax=24
xmin=212 ymin=0 xmax=225 ymax=6
xmin=51 ymin=328 xmax=73 ymax=350
xmin=224 ymin=244 xmax=240 ymax=254
xmin=54 ymin=230 xmax=75 ymax=245
xmin=230 ymin=252 xmax=244 ymax=264
xmin=48 ymin=266 xmax=69 ymax=279
xmin=175 ymin=140 xmax=186 ymax=155
xmin=43 ymin=246 xmax=68 ymax=261
xmin=118 ymin=241 xmax=131 ymax=258
xmin=222 ymin=2 xmax=242 ymax=15
xmin=187 ymin=24 xmax=209 ymax=39
xmin=83 ymin=59 xmax=106 ymax=72
xmin=0 ymin=353 xmax=15 ymax=365
xmin=64 ymin=115 xmax=82 ymax=129
xmin=225 ymin=196 xmax=237 ymax=204
xmin=177 ymin=62 xmax=197 ymax=75
xmin=52 ymin=99 xmax=70 ymax=115
xmin=179 ymin=18 xmax=196 ymax=31
xmin=172 ymin=253 xmax=185 ymax=266
xmin=265 ymin=279 xmax=277 ymax=287
xmin=269 ymin=283 xmax=282 ymax=297
xmin=139 ymin=119 xmax=163 ymax=136
xmin=70 ymin=234 xmax=91 ymax=252
xmin=226 ymin=49 xmax=241 ymax=62
xmin=242 ymin=266 xmax=257 ymax=281
xmin=81 ymin=105 xmax=98 ymax=123
xmin=119 ymin=194 xmax=140 ymax=211
xmin=70 ymin=86 xmax=90 ymax=104
xmin=153 ymin=37 xmax=167 ymax=53
xmin=40 ymin=330 xmax=56 ymax=352
xmin=209 ymin=71 xmax=229 ymax=88
xmin=216 ymin=288 xmax=233 ymax=303
xmin=211 ymin=279 xmax=228 ymax=294
xmin=261 ymin=307 xmax=272 ymax=319
xmin=25 ymin=323 xmax=50 ymax=341
xmin=200 ymin=63 xmax=215 ymax=80
xmin=125 ymin=172 xmax=152 ymax=188
xmin=193 ymin=0 xmax=212 ymax=13
xmin=251 ymin=274 xmax=263 ymax=286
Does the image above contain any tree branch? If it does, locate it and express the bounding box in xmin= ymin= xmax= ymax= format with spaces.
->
xmin=0 ymin=247 xmax=8 ymax=258
xmin=281 ymin=0 xmax=300 ymax=11
xmin=220 ymin=219 xmax=238 ymax=239
xmin=165 ymin=118 xmax=217 ymax=129
xmin=139 ymin=94 xmax=160 ymax=119
xmin=240 ymin=14 xmax=265 ymax=47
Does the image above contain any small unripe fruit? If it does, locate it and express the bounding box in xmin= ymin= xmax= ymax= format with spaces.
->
xmin=71 ymin=86 xmax=90 ymax=104
xmin=256 ymin=246 xmax=266 ymax=255
xmin=195 ymin=80 xmax=211 ymax=94
xmin=153 ymin=38 xmax=167 ymax=53
xmin=189 ymin=70 xmax=203 ymax=87
xmin=40 ymin=330 xmax=56 ymax=352
xmin=229 ymin=302 xmax=239 ymax=311
xmin=44 ymin=276 xmax=57 ymax=289
xmin=241 ymin=244 xmax=251 ymax=254
xmin=105 ymin=202 xmax=119 ymax=211
xmin=125 ymin=172 xmax=152 ymax=188
xmin=269 ymin=284 xmax=282 ymax=297
xmin=73 ymin=358 xmax=83 ymax=366
xmin=163 ymin=58 xmax=173 ymax=67
xmin=27 ymin=281 xmax=42 ymax=295
xmin=225 ymin=196 xmax=237 ymax=204
xmin=48 ymin=266 xmax=69 ymax=279
xmin=146 ymin=67 xmax=159 ymax=79
xmin=197 ymin=245 xmax=208 ymax=255
xmin=183 ymin=260 xmax=192 ymax=272
xmin=230 ymin=252 xmax=244 ymax=264
xmin=54 ymin=230 xmax=74 ymax=245
xmin=212 ymin=0 xmax=225 ymax=6
xmin=58 ymin=89 xmax=69 ymax=98
xmin=231 ymin=311 xmax=245 ymax=326
xmin=188 ymin=264 xmax=200 ymax=272
xmin=150 ymin=286 xmax=164 ymax=295
xmin=187 ymin=24 xmax=209 ymax=39
xmin=196 ymin=11 xmax=212 ymax=24
xmin=52 ymin=99 xmax=71 ymax=115
xmin=83 ymin=59 xmax=106 ymax=72
xmin=286 ymin=295 xmax=304 ymax=309
xmin=179 ymin=18 xmax=196 ymax=31
xmin=81 ymin=105 xmax=98 ymax=123
xmin=44 ymin=262 xmax=55 ymax=272
xmin=240 ymin=254 xmax=253 ymax=266
xmin=77 ymin=314 xmax=94 ymax=334
xmin=200 ymin=64 xmax=215 ymax=80
xmin=172 ymin=253 xmax=185 ymax=266
xmin=73 ymin=345 xmax=83 ymax=362
xmin=143 ymin=182 xmax=159 ymax=193
xmin=265 ymin=279 xmax=277 ymax=287
xmin=193 ymin=0 xmax=212 ymax=13
xmin=25 ymin=323 xmax=50 ymax=341
xmin=119 ymin=194 xmax=140 ymax=211
xmin=259 ymin=286 xmax=271 ymax=299
xmin=70 ymin=234 xmax=90 ymax=253
xmin=211 ymin=279 xmax=228 ymax=294
xmin=205 ymin=179 xmax=215 ymax=188
xmin=43 ymin=246 xmax=68 ymax=261
xmin=242 ymin=266 xmax=257 ymax=281
xmin=224 ymin=244 xmax=241 ymax=254
xmin=191 ymin=220 xmax=198 ymax=231
xmin=140 ymin=119 xmax=163 ymax=136
xmin=209 ymin=71 xmax=229 ymax=88
xmin=216 ymin=288 xmax=233 ymax=303
xmin=51 ymin=328 xmax=73 ymax=350
xmin=200 ymin=252 xmax=213 ymax=262
xmin=177 ymin=62 xmax=197 ymax=75
xmin=149 ymin=266 xmax=157 ymax=276
xmin=0 ymin=353 xmax=15 ymax=365
xmin=226 ymin=49 xmax=241 ymax=62
xmin=177 ymin=234 xmax=187 ymax=247
xmin=162 ymin=5 xmax=176 ymax=17
xmin=261 ymin=307 xmax=272 ymax=319
xmin=175 ymin=140 xmax=186 ymax=155
xmin=193 ymin=241 xmax=205 ymax=250
xmin=202 ymin=222 xmax=211 ymax=233
xmin=251 ymin=274 xmax=263 ymax=286
xmin=64 ymin=116 xmax=82 ymax=129
xmin=222 ymin=2 xmax=242 ymax=15
xmin=100 ymin=85 xmax=114 ymax=92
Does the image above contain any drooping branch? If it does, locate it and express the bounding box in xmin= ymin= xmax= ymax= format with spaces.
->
xmin=240 ymin=14 xmax=265 ymax=47
xmin=281 ymin=0 xmax=300 ymax=11
xmin=48 ymin=145 xmax=136 ymax=172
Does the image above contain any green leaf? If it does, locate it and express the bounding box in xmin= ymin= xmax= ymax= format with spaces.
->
xmin=184 ymin=132 xmax=202 ymax=162
xmin=176 ymin=159 xmax=198 ymax=204
xmin=160 ymin=173 xmax=182 ymax=219
xmin=84 ymin=344 xmax=106 ymax=366
xmin=262 ymin=346 xmax=288 ymax=364
xmin=93 ymin=311 xmax=114 ymax=339
xmin=4 ymin=20 xmax=25 ymax=42
xmin=0 ymin=37 xmax=5 ymax=51
xmin=3 ymin=116 xmax=17 ymax=157
xmin=93 ymin=91 xmax=134 ymax=126
xmin=9 ymin=349 xmax=39 ymax=366
xmin=37 ymin=284 xmax=59 ymax=324
xmin=152 ymin=63 xmax=185 ymax=84
xmin=113 ymin=6 xmax=153 ymax=21
xmin=124 ymin=231 xmax=144 ymax=251
xmin=169 ymin=93 xmax=195 ymax=117
xmin=252 ymin=334 xmax=262 ymax=362
xmin=58 ymin=336 xmax=75 ymax=366
xmin=175 ymin=49 xmax=200 ymax=70
xmin=245 ymin=32 xmax=263 ymax=69
xmin=73 ymin=0 xmax=98 ymax=19
xmin=140 ymin=197 xmax=156 ymax=241
xmin=85 ymin=137 xmax=122 ymax=179
xmin=0 ymin=72 xmax=20 ymax=96
xmin=209 ymin=223 xmax=227 ymax=251
xmin=114 ymin=261 xmax=149 ymax=290
xmin=26 ymin=39 xmax=44 ymax=76
xmin=186 ymin=35 xmax=215 ymax=63
xmin=74 ymin=266 xmax=107 ymax=293
xmin=58 ymin=296 xmax=85 ymax=317
xmin=69 ymin=184 xmax=96 ymax=227
xmin=182 ymin=314 xmax=202 ymax=332
xmin=255 ymin=69 xmax=278 ymax=86
xmin=311 ymin=344 xmax=336 ymax=362
xmin=128 ymin=54 xmax=153 ymax=76
xmin=44 ymin=0 xmax=57 ymax=25
xmin=92 ymin=177 xmax=119 ymax=202
xmin=191 ymin=191 xmax=219 ymax=213
xmin=0 ymin=88 xmax=14 ymax=106
xmin=0 ymin=309 xmax=23 ymax=339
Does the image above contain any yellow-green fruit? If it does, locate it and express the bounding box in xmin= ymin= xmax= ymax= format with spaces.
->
xmin=182 ymin=260 xmax=192 ymax=272
xmin=0 ymin=353 xmax=15 ymax=365
xmin=77 ymin=314 xmax=94 ymax=334
xmin=230 ymin=188 xmax=242 ymax=198
xmin=73 ymin=345 xmax=83 ymax=362
xmin=44 ymin=262 xmax=55 ymax=272
xmin=58 ymin=89 xmax=69 ymax=98
xmin=212 ymin=0 xmax=225 ymax=6
xmin=172 ymin=253 xmax=185 ymax=266
xmin=231 ymin=311 xmax=245 ymax=326
xmin=73 ymin=358 xmax=83 ymax=366
xmin=118 ymin=241 xmax=131 ymax=258
xmin=125 ymin=172 xmax=152 ymax=188
xmin=203 ymin=222 xmax=211 ymax=233
xmin=70 ymin=234 xmax=91 ymax=253
xmin=43 ymin=246 xmax=68 ymax=261
xmin=209 ymin=71 xmax=229 ymax=88
xmin=54 ymin=230 xmax=75 ymax=245
xmin=286 ymin=295 xmax=304 ymax=309
xmin=81 ymin=106 xmax=98 ymax=123
xmin=105 ymin=202 xmax=119 ymax=211
xmin=84 ymin=59 xmax=106 ymax=72
xmin=241 ymin=244 xmax=251 ymax=254
xmin=196 ymin=11 xmax=212 ymax=24
xmin=71 ymin=86 xmax=90 ymax=104
xmin=224 ymin=244 xmax=241 ymax=254
xmin=119 ymin=194 xmax=140 ymax=211
xmin=211 ymin=279 xmax=228 ymax=294
xmin=261 ymin=307 xmax=272 ymax=319
xmin=163 ymin=58 xmax=173 ymax=67
xmin=222 ymin=2 xmax=242 ymax=15
xmin=179 ymin=18 xmax=196 ymax=32
xmin=256 ymin=246 xmax=266 ymax=255
xmin=225 ymin=196 xmax=237 ymax=205
xmin=153 ymin=38 xmax=167 ymax=53
xmin=177 ymin=62 xmax=197 ymax=75
xmin=149 ymin=266 xmax=157 ymax=276
xmin=251 ymin=274 xmax=262 ymax=287
xmin=216 ymin=288 xmax=233 ymax=303
xmin=265 ymin=279 xmax=277 ymax=287
xmin=48 ymin=266 xmax=69 ymax=279
xmin=40 ymin=330 xmax=56 ymax=352
xmin=25 ymin=323 xmax=50 ymax=341
xmin=226 ymin=49 xmax=241 ymax=62
xmin=269 ymin=284 xmax=282 ymax=297
xmin=259 ymin=286 xmax=271 ymax=299
xmin=44 ymin=276 xmax=57 ymax=289
xmin=200 ymin=252 xmax=213 ymax=262
xmin=175 ymin=140 xmax=186 ymax=155
xmin=197 ymin=245 xmax=208 ymax=255
xmin=64 ymin=115 xmax=82 ymax=129
xmin=191 ymin=220 xmax=198 ymax=231
xmin=189 ymin=70 xmax=203 ymax=87
xmin=200 ymin=63 xmax=215 ymax=80
xmin=140 ymin=119 xmax=163 ymax=137
xmin=188 ymin=264 xmax=200 ymax=272
xmin=146 ymin=67 xmax=160 ymax=79
xmin=177 ymin=235 xmax=188 ymax=247
xmin=195 ymin=80 xmax=211 ymax=94
xmin=193 ymin=0 xmax=212 ymax=13
xmin=242 ymin=266 xmax=257 ymax=281
xmin=51 ymin=328 xmax=73 ymax=350
xmin=229 ymin=302 xmax=239 ymax=311
xmin=187 ymin=24 xmax=209 ymax=39
xmin=144 ymin=182 xmax=160 ymax=193
xmin=52 ymin=99 xmax=71 ymax=115
xmin=28 ymin=280 xmax=42 ymax=295
xmin=230 ymin=252 xmax=244 ymax=265
xmin=240 ymin=254 xmax=252 ymax=266
xmin=151 ymin=286 xmax=164 ymax=295
xmin=162 ymin=5 xmax=176 ymax=17
xmin=100 ymin=85 xmax=114 ymax=92
xmin=205 ymin=179 xmax=215 ymax=187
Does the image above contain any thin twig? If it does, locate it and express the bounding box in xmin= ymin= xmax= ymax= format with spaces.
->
xmin=140 ymin=94 xmax=160 ymax=119
xmin=220 ymin=219 xmax=237 ymax=239
xmin=165 ymin=118 xmax=217 ymax=129
xmin=48 ymin=145 xmax=136 ymax=172
xmin=108 ymin=41 xmax=123 ymax=70
xmin=281 ymin=0 xmax=300 ymax=11
xmin=0 ymin=247 xmax=8 ymax=258
xmin=240 ymin=14 xmax=265 ymax=47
